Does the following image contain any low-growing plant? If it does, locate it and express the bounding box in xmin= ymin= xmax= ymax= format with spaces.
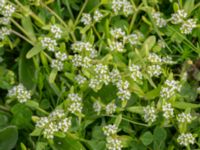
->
xmin=0 ymin=0 xmax=200 ymax=150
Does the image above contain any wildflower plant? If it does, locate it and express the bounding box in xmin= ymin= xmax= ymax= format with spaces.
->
xmin=0 ymin=0 xmax=200 ymax=150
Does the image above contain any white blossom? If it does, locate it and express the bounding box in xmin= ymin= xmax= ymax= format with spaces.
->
xmin=103 ymin=124 xmax=118 ymax=136
xmin=152 ymin=12 xmax=167 ymax=28
xmin=171 ymin=10 xmax=187 ymax=24
xmin=109 ymin=41 xmax=124 ymax=52
xmin=143 ymin=106 xmax=157 ymax=123
xmin=110 ymin=28 xmax=125 ymax=39
xmin=106 ymin=103 xmax=117 ymax=115
xmin=129 ymin=64 xmax=143 ymax=81
xmin=106 ymin=137 xmax=122 ymax=150
xmin=50 ymin=25 xmax=62 ymax=39
xmin=147 ymin=65 xmax=162 ymax=77
xmin=55 ymin=51 xmax=67 ymax=61
xmin=0 ymin=27 xmax=11 ymax=40
xmin=162 ymin=103 xmax=174 ymax=119
xmin=93 ymin=10 xmax=103 ymax=22
xmin=93 ymin=101 xmax=102 ymax=114
xmin=41 ymin=37 xmax=57 ymax=52
xmin=51 ymin=59 xmax=63 ymax=71
xmin=1 ymin=4 xmax=16 ymax=17
xmin=177 ymin=112 xmax=192 ymax=123
xmin=81 ymin=13 xmax=92 ymax=25
xmin=8 ymin=84 xmax=31 ymax=103
xmin=180 ymin=19 xmax=197 ymax=34
xmin=177 ymin=133 xmax=195 ymax=146
xmin=75 ymin=75 xmax=87 ymax=85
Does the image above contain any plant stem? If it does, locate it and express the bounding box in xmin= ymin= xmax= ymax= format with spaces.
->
xmin=65 ymin=0 xmax=74 ymax=20
xmin=74 ymin=0 xmax=88 ymax=27
xmin=11 ymin=30 xmax=34 ymax=45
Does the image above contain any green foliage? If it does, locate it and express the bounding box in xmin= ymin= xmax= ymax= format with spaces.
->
xmin=0 ymin=0 xmax=200 ymax=149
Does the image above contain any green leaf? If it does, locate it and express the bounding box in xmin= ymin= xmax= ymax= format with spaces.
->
xmin=26 ymin=44 xmax=43 ymax=59
xmin=144 ymin=86 xmax=161 ymax=100
xmin=0 ymin=126 xmax=18 ymax=150
xmin=19 ymin=45 xmax=37 ymax=89
xmin=53 ymin=134 xmax=86 ymax=150
xmin=11 ymin=104 xmax=32 ymax=129
xmin=36 ymin=142 xmax=48 ymax=150
xmin=21 ymin=16 xmax=36 ymax=42
xmin=183 ymin=0 xmax=194 ymax=14
xmin=49 ymin=69 xmax=58 ymax=83
xmin=126 ymin=106 xmax=144 ymax=114
xmin=119 ymin=135 xmax=134 ymax=148
xmin=172 ymin=101 xmax=200 ymax=109
xmin=25 ymin=100 xmax=39 ymax=109
xmin=153 ymin=127 xmax=167 ymax=150
xmin=30 ymin=128 xmax=42 ymax=136
xmin=140 ymin=131 xmax=153 ymax=146
xmin=141 ymin=36 xmax=156 ymax=56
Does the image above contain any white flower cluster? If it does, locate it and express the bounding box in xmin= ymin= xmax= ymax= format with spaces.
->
xmin=72 ymin=55 xmax=92 ymax=68
xmin=41 ymin=37 xmax=57 ymax=52
xmin=129 ymin=64 xmax=143 ymax=82
xmin=124 ymin=33 xmax=140 ymax=45
xmin=177 ymin=112 xmax=192 ymax=123
xmin=103 ymin=124 xmax=118 ymax=136
xmin=106 ymin=102 xmax=117 ymax=115
xmin=162 ymin=103 xmax=174 ymax=119
xmin=171 ymin=10 xmax=196 ymax=34
xmin=110 ymin=28 xmax=125 ymax=39
xmin=143 ymin=106 xmax=157 ymax=123
xmin=171 ymin=10 xmax=187 ymax=24
xmin=8 ymin=84 xmax=31 ymax=103
xmin=177 ymin=133 xmax=195 ymax=146
xmin=67 ymin=93 xmax=83 ymax=114
xmin=51 ymin=52 xmax=67 ymax=71
xmin=152 ymin=12 xmax=167 ymax=28
xmin=180 ymin=19 xmax=197 ymax=34
xmin=75 ymin=74 xmax=87 ymax=85
xmin=160 ymin=79 xmax=181 ymax=100
xmin=36 ymin=109 xmax=71 ymax=139
xmin=112 ymin=0 xmax=133 ymax=16
xmin=81 ymin=11 xmax=104 ymax=25
xmin=148 ymin=53 xmax=162 ymax=63
xmin=0 ymin=26 xmax=11 ymax=40
xmin=93 ymin=101 xmax=102 ymax=114
xmin=147 ymin=65 xmax=162 ymax=77
xmin=71 ymin=41 xmax=97 ymax=58
xmin=0 ymin=3 xmax=15 ymax=17
xmin=110 ymin=69 xmax=122 ymax=84
xmin=109 ymin=41 xmax=124 ymax=52
xmin=50 ymin=25 xmax=62 ymax=39
xmin=89 ymin=78 xmax=102 ymax=90
xmin=81 ymin=13 xmax=92 ymax=25
xmin=93 ymin=64 xmax=110 ymax=85
xmin=106 ymin=136 xmax=123 ymax=150
xmin=93 ymin=10 xmax=103 ymax=22
xmin=116 ymin=80 xmax=131 ymax=101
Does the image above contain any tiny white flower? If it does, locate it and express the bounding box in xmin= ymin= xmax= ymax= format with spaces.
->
xmin=162 ymin=103 xmax=174 ymax=119
xmin=110 ymin=28 xmax=125 ymax=39
xmin=41 ymin=37 xmax=57 ymax=52
xmin=50 ymin=25 xmax=62 ymax=39
xmin=106 ymin=103 xmax=117 ymax=115
xmin=103 ymin=124 xmax=118 ymax=136
xmin=143 ymin=106 xmax=157 ymax=123
xmin=171 ymin=10 xmax=187 ymax=24
xmin=81 ymin=13 xmax=92 ymax=25
xmin=93 ymin=101 xmax=102 ymax=114
xmin=177 ymin=133 xmax=195 ymax=146
xmin=106 ymin=137 xmax=122 ymax=150
xmin=51 ymin=59 xmax=63 ymax=71
xmin=0 ymin=27 xmax=11 ymax=40
xmin=1 ymin=4 xmax=16 ymax=17
xmin=129 ymin=64 xmax=143 ymax=81
xmin=109 ymin=41 xmax=124 ymax=52
xmin=93 ymin=10 xmax=103 ymax=22
xmin=177 ymin=112 xmax=192 ymax=123
xmin=55 ymin=51 xmax=67 ymax=61
xmin=75 ymin=75 xmax=87 ymax=85
xmin=180 ymin=19 xmax=197 ymax=34
xmin=147 ymin=65 xmax=162 ymax=77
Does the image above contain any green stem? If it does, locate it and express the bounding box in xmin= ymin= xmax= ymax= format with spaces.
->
xmin=107 ymin=115 xmax=149 ymax=127
xmin=11 ymin=30 xmax=34 ymax=45
xmin=41 ymin=2 xmax=68 ymax=28
xmin=65 ymin=0 xmax=74 ymax=20
xmin=74 ymin=0 xmax=88 ymax=27
xmin=14 ymin=0 xmax=45 ymax=26
xmin=11 ymin=19 xmax=33 ymax=41
xmin=0 ymin=105 xmax=10 ymax=113
xmin=92 ymin=25 xmax=101 ymax=40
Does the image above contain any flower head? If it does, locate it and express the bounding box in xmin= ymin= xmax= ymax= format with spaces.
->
xmin=177 ymin=133 xmax=195 ymax=146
